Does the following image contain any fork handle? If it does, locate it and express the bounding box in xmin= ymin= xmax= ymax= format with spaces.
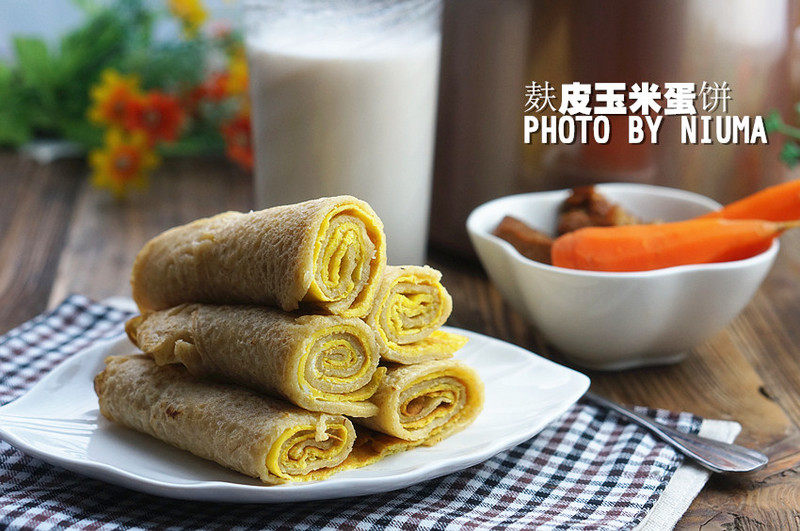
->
xmin=584 ymin=392 xmax=767 ymax=473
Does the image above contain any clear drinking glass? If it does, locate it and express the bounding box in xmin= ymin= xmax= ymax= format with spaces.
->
xmin=245 ymin=0 xmax=443 ymax=265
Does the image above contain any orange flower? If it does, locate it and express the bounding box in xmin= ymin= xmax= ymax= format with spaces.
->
xmin=221 ymin=112 xmax=253 ymax=171
xmin=88 ymin=70 xmax=142 ymax=128
xmin=203 ymin=72 xmax=231 ymax=101
xmin=90 ymin=129 xmax=159 ymax=198
xmin=124 ymin=92 xmax=185 ymax=143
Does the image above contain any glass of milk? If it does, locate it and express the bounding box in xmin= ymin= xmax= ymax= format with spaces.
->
xmin=245 ymin=0 xmax=442 ymax=265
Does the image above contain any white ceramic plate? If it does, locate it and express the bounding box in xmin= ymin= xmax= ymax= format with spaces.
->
xmin=0 ymin=327 xmax=589 ymax=503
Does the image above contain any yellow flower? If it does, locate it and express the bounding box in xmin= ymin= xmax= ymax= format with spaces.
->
xmin=90 ymin=129 xmax=160 ymax=198
xmin=88 ymin=69 xmax=142 ymax=128
xmin=225 ymin=50 xmax=249 ymax=97
xmin=168 ymin=0 xmax=208 ymax=38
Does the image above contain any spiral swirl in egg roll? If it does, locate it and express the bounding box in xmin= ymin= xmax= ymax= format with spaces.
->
xmin=126 ymin=304 xmax=384 ymax=417
xmin=131 ymin=196 xmax=386 ymax=318
xmin=365 ymin=266 xmax=467 ymax=364
xmin=94 ymin=355 xmax=357 ymax=483
xmin=357 ymin=359 xmax=484 ymax=444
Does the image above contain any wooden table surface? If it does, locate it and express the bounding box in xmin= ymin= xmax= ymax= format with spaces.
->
xmin=2 ymin=152 xmax=800 ymax=529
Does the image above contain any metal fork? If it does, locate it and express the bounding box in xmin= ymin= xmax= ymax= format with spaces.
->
xmin=584 ymin=392 xmax=768 ymax=473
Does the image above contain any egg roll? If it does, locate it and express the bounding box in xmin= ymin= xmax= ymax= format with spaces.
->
xmin=358 ymin=359 xmax=484 ymax=444
xmin=126 ymin=304 xmax=384 ymax=417
xmin=131 ymin=196 xmax=386 ymax=318
xmin=365 ymin=265 xmax=467 ymax=364
xmin=94 ymin=355 xmax=357 ymax=484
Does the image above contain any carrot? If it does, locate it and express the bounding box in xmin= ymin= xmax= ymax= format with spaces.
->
xmin=551 ymin=218 xmax=799 ymax=272
xmin=700 ymin=179 xmax=800 ymax=221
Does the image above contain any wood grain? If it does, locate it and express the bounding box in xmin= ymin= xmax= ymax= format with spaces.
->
xmin=2 ymin=154 xmax=800 ymax=528
xmin=47 ymin=158 xmax=251 ymax=307
xmin=0 ymin=153 xmax=83 ymax=332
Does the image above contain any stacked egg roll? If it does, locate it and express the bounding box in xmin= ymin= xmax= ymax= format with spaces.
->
xmin=126 ymin=304 xmax=384 ymax=417
xmin=94 ymin=355 xmax=358 ymax=483
xmin=310 ymin=359 xmax=487 ymax=469
xmin=365 ymin=266 xmax=468 ymax=363
xmin=130 ymin=196 xmax=386 ymax=318
xmin=359 ymin=359 xmax=484 ymax=445
xmin=100 ymin=196 xmax=485 ymax=484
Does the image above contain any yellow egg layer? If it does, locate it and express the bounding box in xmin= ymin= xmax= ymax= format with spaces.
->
xmin=399 ymin=370 xmax=462 ymax=430
xmin=391 ymin=330 xmax=468 ymax=357
xmin=297 ymin=325 xmax=382 ymax=402
xmin=377 ymin=273 xmax=449 ymax=346
xmin=267 ymin=424 xmax=349 ymax=480
xmin=306 ymin=203 xmax=385 ymax=317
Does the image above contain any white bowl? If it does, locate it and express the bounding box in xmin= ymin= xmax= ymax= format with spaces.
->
xmin=466 ymin=183 xmax=779 ymax=370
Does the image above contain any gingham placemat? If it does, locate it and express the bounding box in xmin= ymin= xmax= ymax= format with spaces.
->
xmin=0 ymin=295 xmax=727 ymax=530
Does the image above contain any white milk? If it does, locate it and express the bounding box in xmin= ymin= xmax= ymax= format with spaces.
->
xmin=247 ymin=34 xmax=441 ymax=265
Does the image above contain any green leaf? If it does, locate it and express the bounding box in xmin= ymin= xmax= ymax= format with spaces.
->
xmin=780 ymin=141 xmax=800 ymax=167
xmin=55 ymin=10 xmax=128 ymax=109
xmin=0 ymin=109 xmax=32 ymax=146
xmin=60 ymin=118 xmax=103 ymax=147
xmin=121 ymin=39 xmax=207 ymax=90
xmin=764 ymin=110 xmax=783 ymax=133
xmin=13 ymin=37 xmax=54 ymax=88
xmin=0 ymin=60 xmax=33 ymax=146
xmin=158 ymin=130 xmax=225 ymax=157
xmin=0 ymin=61 xmax=11 ymax=86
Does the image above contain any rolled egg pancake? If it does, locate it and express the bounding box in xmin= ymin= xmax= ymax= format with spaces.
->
xmin=131 ymin=196 xmax=386 ymax=318
xmin=126 ymin=304 xmax=384 ymax=417
xmin=357 ymin=359 xmax=484 ymax=444
xmin=94 ymin=355 xmax=357 ymax=484
xmin=365 ymin=265 xmax=468 ymax=363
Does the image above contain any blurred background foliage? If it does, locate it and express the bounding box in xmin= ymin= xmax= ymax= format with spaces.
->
xmin=0 ymin=0 xmax=235 ymax=155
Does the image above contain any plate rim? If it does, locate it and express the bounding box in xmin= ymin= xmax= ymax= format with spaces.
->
xmin=0 ymin=327 xmax=590 ymax=503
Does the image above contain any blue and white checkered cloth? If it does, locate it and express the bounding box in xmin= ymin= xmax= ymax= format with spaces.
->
xmin=0 ymin=295 xmax=723 ymax=530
